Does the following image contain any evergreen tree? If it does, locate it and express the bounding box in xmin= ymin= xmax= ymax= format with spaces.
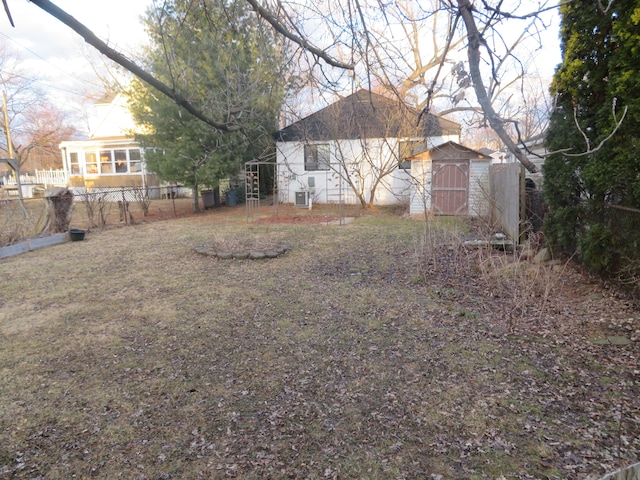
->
xmin=128 ymin=0 xmax=288 ymax=212
xmin=544 ymin=0 xmax=640 ymax=282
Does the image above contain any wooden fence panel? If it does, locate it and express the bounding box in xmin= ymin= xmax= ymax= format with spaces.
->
xmin=489 ymin=163 xmax=520 ymax=241
xmin=598 ymin=461 xmax=640 ymax=480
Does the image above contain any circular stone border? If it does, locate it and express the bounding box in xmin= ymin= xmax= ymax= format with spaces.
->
xmin=194 ymin=243 xmax=291 ymax=260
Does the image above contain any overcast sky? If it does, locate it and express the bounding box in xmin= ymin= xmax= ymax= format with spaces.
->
xmin=1 ymin=1 xmax=561 ymax=134
xmin=1 ymin=0 xmax=151 ymax=127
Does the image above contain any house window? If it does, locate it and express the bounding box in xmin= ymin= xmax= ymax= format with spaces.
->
xmin=69 ymin=152 xmax=81 ymax=175
xmin=100 ymin=150 xmax=113 ymax=174
xmin=114 ymin=150 xmax=128 ymax=173
xmin=129 ymin=149 xmax=142 ymax=172
xmin=398 ymin=140 xmax=417 ymax=170
xmin=85 ymin=152 xmax=98 ymax=174
xmin=304 ymin=144 xmax=330 ymax=171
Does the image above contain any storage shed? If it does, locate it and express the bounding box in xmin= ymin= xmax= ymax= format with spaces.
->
xmin=409 ymin=141 xmax=493 ymax=216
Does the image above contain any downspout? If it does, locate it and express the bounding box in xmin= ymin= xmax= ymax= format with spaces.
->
xmin=60 ymin=146 xmax=69 ymax=186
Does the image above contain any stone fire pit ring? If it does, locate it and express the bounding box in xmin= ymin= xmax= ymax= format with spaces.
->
xmin=194 ymin=243 xmax=291 ymax=260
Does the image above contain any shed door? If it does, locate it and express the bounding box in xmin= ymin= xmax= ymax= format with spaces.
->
xmin=432 ymin=160 xmax=469 ymax=215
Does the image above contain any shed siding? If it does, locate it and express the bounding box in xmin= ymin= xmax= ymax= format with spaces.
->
xmin=409 ymin=160 xmax=433 ymax=215
xmin=468 ymin=160 xmax=491 ymax=216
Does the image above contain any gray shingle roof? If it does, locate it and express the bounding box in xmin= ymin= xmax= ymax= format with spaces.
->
xmin=274 ymin=90 xmax=460 ymax=142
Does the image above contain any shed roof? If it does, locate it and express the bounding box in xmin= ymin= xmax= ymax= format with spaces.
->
xmin=408 ymin=141 xmax=493 ymax=161
xmin=274 ymin=90 xmax=460 ymax=142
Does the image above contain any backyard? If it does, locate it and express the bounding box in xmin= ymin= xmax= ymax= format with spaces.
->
xmin=0 ymin=204 xmax=638 ymax=479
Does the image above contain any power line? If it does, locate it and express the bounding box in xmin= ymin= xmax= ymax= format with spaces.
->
xmin=0 ymin=29 xmax=144 ymax=101
xmin=0 ymin=30 xmax=104 ymax=91
xmin=1 ymin=69 xmax=100 ymax=101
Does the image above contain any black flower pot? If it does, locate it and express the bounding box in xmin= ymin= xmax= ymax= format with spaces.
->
xmin=69 ymin=228 xmax=86 ymax=241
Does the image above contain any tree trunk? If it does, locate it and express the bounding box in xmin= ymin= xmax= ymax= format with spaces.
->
xmin=46 ymin=187 xmax=73 ymax=233
xmin=192 ymin=184 xmax=201 ymax=213
xmin=457 ymin=0 xmax=538 ymax=173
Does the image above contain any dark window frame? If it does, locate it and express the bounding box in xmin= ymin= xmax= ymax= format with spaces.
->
xmin=398 ymin=140 xmax=425 ymax=170
xmin=304 ymin=144 xmax=330 ymax=171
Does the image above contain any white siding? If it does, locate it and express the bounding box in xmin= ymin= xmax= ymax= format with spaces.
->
xmin=468 ymin=159 xmax=491 ymax=217
xmin=89 ymin=94 xmax=138 ymax=139
xmin=409 ymin=160 xmax=433 ymax=215
xmin=277 ymin=138 xmax=410 ymax=206
xmin=276 ymin=134 xmax=460 ymax=207
xmin=276 ymin=141 xmax=347 ymax=204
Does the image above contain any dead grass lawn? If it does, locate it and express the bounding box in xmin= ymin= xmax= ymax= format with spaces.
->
xmin=0 ymin=207 xmax=638 ymax=479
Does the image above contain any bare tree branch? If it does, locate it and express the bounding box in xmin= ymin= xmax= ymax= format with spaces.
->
xmin=419 ymin=11 xmax=461 ymax=120
xmin=28 ymin=0 xmax=243 ymax=133
xmin=244 ymin=0 xmax=355 ymax=70
xmin=457 ymin=0 xmax=538 ymax=173
xmin=2 ymin=0 xmax=14 ymax=27
xmin=479 ymin=0 xmax=558 ymax=21
xmin=548 ymin=100 xmax=628 ymax=157
xmin=574 ymin=105 xmax=591 ymax=151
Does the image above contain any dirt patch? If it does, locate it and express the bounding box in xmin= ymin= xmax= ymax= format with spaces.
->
xmin=94 ymin=200 xmax=345 ymax=227
xmin=255 ymin=214 xmax=339 ymax=224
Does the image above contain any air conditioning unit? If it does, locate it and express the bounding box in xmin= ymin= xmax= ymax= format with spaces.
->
xmin=294 ymin=191 xmax=308 ymax=207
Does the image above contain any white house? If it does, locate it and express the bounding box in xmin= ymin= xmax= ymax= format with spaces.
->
xmin=506 ymin=133 xmax=547 ymax=189
xmin=407 ymin=141 xmax=493 ymax=217
xmin=59 ymin=93 xmax=159 ymax=191
xmin=273 ymin=90 xmax=461 ymax=207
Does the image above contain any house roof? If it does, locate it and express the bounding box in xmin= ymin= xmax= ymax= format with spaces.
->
xmin=408 ymin=141 xmax=493 ymax=161
xmin=274 ymin=90 xmax=461 ymax=142
xmin=477 ymin=147 xmax=496 ymax=156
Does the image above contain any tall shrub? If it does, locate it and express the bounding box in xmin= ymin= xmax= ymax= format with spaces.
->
xmin=544 ymin=0 xmax=640 ymax=283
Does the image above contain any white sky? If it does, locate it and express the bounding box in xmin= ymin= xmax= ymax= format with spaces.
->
xmin=0 ymin=0 xmax=562 ymax=134
xmin=1 ymin=0 xmax=151 ymax=130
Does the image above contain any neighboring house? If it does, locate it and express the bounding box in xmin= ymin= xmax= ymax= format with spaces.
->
xmin=507 ymin=133 xmax=547 ymax=188
xmin=273 ymin=90 xmax=461 ymax=207
xmin=478 ymin=147 xmax=508 ymax=164
xmin=59 ymin=93 xmax=158 ymax=191
xmin=408 ymin=141 xmax=493 ymax=217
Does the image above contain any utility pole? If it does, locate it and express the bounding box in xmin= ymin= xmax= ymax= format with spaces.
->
xmin=2 ymin=90 xmax=28 ymax=217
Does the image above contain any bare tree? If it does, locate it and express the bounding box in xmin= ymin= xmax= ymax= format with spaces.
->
xmin=329 ymin=95 xmax=432 ymax=208
xmin=455 ymin=0 xmax=537 ymax=171
xmin=332 ymin=126 xmax=414 ymax=208
xmin=462 ymin=71 xmax=553 ymax=150
xmin=5 ymin=0 xmax=558 ymax=174
xmin=0 ymin=38 xmax=79 ymax=174
xmin=252 ymin=0 xmax=557 ymax=173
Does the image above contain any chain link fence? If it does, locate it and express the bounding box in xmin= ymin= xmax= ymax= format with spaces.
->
xmin=605 ymin=204 xmax=640 ymax=287
xmin=0 ymin=186 xmax=193 ymax=247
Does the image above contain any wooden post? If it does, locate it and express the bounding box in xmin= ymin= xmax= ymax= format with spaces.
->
xmin=120 ymin=187 xmax=128 ymax=225
xmin=519 ymin=164 xmax=526 ymax=244
xmin=2 ymin=91 xmax=28 ymax=218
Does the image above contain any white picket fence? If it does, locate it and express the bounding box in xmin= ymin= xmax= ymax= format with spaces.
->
xmin=1 ymin=169 xmax=68 ymax=187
